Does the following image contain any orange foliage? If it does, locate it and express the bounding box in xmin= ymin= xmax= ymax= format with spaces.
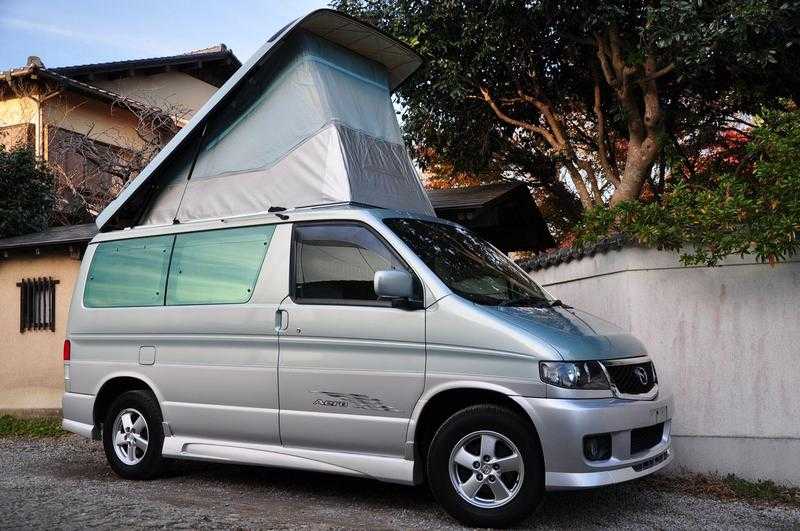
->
xmin=692 ymin=128 xmax=752 ymax=175
xmin=418 ymin=146 xmax=485 ymax=189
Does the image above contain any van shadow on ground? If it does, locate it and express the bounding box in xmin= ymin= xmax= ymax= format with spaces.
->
xmin=152 ymin=458 xmax=681 ymax=528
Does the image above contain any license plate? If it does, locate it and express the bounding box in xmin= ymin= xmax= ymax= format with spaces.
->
xmin=650 ymin=405 xmax=668 ymax=424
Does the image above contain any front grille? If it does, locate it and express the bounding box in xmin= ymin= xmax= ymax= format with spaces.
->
xmin=630 ymin=422 xmax=664 ymax=455
xmin=604 ymin=360 xmax=656 ymax=395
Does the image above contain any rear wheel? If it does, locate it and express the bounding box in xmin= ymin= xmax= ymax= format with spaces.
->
xmin=426 ymin=404 xmax=544 ymax=527
xmin=103 ymin=390 xmax=165 ymax=480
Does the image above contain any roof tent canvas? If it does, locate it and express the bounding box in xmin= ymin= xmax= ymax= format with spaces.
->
xmin=96 ymin=10 xmax=433 ymax=230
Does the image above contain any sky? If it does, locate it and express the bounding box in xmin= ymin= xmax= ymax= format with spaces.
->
xmin=0 ymin=0 xmax=328 ymax=71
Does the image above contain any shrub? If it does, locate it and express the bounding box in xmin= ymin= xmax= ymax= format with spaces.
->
xmin=0 ymin=145 xmax=55 ymax=238
xmin=577 ymin=108 xmax=800 ymax=266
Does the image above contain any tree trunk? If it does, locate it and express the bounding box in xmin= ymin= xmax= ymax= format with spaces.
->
xmin=610 ymin=142 xmax=658 ymax=204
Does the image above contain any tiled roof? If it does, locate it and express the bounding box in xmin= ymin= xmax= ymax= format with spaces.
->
xmin=184 ymin=44 xmax=230 ymax=55
xmin=521 ymin=235 xmax=627 ymax=271
xmin=50 ymin=45 xmax=240 ymax=78
xmin=42 ymin=68 xmax=165 ymax=112
xmin=0 ymin=224 xmax=98 ymax=252
xmin=426 ymin=182 xmax=523 ymax=210
xmin=1 ymin=63 xmax=186 ymax=118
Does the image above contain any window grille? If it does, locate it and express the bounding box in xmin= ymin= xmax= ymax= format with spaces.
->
xmin=17 ymin=277 xmax=59 ymax=332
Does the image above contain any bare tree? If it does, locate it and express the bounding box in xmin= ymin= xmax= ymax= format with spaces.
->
xmin=1 ymin=68 xmax=191 ymax=224
xmin=47 ymin=93 xmax=191 ymax=224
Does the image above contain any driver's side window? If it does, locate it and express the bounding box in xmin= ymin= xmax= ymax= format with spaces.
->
xmin=292 ymin=223 xmax=413 ymax=304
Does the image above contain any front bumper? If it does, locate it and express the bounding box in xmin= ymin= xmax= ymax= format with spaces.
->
xmin=513 ymin=392 xmax=673 ymax=490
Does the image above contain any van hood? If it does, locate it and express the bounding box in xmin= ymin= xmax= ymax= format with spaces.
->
xmin=484 ymin=305 xmax=645 ymax=361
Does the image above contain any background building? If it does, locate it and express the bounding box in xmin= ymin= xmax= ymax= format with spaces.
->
xmin=0 ymin=47 xmax=239 ymax=414
xmin=426 ymin=181 xmax=553 ymax=252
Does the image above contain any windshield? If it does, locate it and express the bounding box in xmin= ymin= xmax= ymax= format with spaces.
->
xmin=384 ymin=218 xmax=549 ymax=306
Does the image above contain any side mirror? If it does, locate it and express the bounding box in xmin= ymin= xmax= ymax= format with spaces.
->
xmin=374 ymin=270 xmax=414 ymax=301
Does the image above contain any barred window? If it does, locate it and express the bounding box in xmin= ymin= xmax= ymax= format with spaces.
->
xmin=17 ymin=277 xmax=59 ymax=332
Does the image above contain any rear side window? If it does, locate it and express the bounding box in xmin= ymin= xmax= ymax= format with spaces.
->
xmin=84 ymin=235 xmax=173 ymax=308
xmin=166 ymin=225 xmax=275 ymax=305
xmin=293 ymin=223 xmax=409 ymax=304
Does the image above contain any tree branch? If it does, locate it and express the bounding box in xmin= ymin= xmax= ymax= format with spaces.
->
xmin=578 ymin=159 xmax=603 ymax=205
xmin=562 ymin=159 xmax=595 ymax=208
xmin=596 ymin=28 xmax=645 ymax=144
xmin=640 ymin=63 xmax=675 ymax=83
xmin=479 ymin=86 xmax=558 ymax=146
xmin=593 ymin=73 xmax=621 ymax=188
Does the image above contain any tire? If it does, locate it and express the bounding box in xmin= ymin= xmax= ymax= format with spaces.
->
xmin=102 ymin=390 xmax=165 ymax=480
xmin=426 ymin=404 xmax=544 ymax=527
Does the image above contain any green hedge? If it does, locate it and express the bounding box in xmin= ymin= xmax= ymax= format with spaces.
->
xmin=578 ymin=108 xmax=800 ymax=267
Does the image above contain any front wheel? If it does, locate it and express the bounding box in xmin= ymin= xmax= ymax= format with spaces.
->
xmin=102 ymin=390 xmax=165 ymax=480
xmin=426 ymin=404 xmax=544 ymax=527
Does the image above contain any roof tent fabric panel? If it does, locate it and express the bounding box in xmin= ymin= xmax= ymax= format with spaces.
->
xmin=142 ymin=183 xmax=184 ymax=225
xmin=142 ymin=29 xmax=430 ymax=224
xmin=299 ymin=12 xmax=421 ymax=91
xmin=96 ymin=10 xmax=424 ymax=231
xmin=338 ymin=125 xmax=435 ymax=215
xmin=157 ymin=125 xmax=350 ymax=223
xmin=157 ymin=121 xmax=437 ymax=223
xmin=116 ymin=24 xmax=433 ymax=225
xmin=139 ymin=145 xmax=194 ymax=225
xmin=187 ymin=30 xmax=402 ymax=185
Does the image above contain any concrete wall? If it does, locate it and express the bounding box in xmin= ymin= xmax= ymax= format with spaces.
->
xmin=530 ymin=247 xmax=800 ymax=486
xmin=0 ymin=249 xmax=81 ymax=412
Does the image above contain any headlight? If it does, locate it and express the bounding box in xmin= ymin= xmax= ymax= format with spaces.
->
xmin=539 ymin=361 xmax=610 ymax=390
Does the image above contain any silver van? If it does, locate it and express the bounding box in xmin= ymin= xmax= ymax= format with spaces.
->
xmin=62 ymin=205 xmax=672 ymax=527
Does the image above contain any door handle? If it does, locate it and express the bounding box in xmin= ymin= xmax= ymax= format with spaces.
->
xmin=274 ymin=309 xmax=289 ymax=332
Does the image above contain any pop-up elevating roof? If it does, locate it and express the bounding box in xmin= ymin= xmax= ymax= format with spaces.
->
xmin=96 ymin=9 xmax=429 ymax=231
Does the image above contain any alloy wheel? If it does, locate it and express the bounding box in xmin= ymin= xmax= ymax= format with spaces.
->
xmin=112 ymin=408 xmax=149 ymax=465
xmin=448 ymin=430 xmax=524 ymax=508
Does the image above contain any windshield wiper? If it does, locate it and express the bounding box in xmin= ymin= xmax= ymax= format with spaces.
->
xmin=498 ymin=297 xmax=572 ymax=308
xmin=498 ymin=296 xmax=550 ymax=307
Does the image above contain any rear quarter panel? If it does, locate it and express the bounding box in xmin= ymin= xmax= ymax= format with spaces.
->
xmin=66 ymin=225 xmax=291 ymax=444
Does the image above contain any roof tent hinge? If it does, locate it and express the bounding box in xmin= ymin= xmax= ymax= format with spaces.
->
xmin=268 ymin=205 xmax=289 ymax=220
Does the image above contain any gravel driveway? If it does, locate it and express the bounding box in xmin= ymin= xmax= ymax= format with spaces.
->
xmin=1 ymin=435 xmax=798 ymax=529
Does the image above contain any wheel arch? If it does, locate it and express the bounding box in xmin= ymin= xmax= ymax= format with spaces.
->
xmin=407 ymin=382 xmax=543 ymax=485
xmin=92 ymin=372 xmax=163 ymax=431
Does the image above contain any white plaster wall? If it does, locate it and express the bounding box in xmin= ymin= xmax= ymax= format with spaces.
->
xmin=0 ymin=97 xmax=38 ymax=127
xmin=43 ymin=92 xmax=147 ymax=150
xmin=530 ymin=247 xmax=800 ymax=486
xmin=93 ymin=71 xmax=217 ymax=119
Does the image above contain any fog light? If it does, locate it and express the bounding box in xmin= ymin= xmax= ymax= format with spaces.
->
xmin=583 ymin=434 xmax=612 ymax=461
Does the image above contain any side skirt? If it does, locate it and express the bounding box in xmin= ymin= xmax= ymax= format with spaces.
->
xmin=161 ymin=436 xmax=415 ymax=485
